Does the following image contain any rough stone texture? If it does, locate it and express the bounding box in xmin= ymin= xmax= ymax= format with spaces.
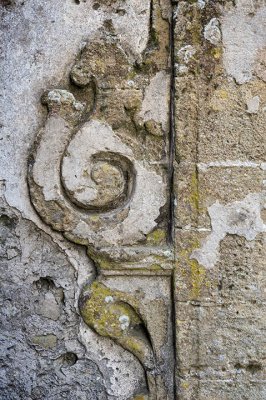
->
xmin=174 ymin=1 xmax=266 ymax=399
xmin=0 ymin=198 xmax=107 ymax=400
xmin=1 ymin=0 xmax=173 ymax=399
xmin=1 ymin=0 xmax=266 ymax=399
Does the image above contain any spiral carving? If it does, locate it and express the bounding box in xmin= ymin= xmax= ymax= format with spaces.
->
xmin=28 ymin=106 xmax=166 ymax=253
xmin=28 ymin=106 xmax=168 ymax=398
xmin=28 ymin=24 xmax=173 ymax=399
xmin=61 ymin=147 xmax=136 ymax=213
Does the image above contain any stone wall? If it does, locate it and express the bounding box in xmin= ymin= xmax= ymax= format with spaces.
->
xmin=174 ymin=1 xmax=266 ymax=399
xmin=0 ymin=0 xmax=265 ymax=399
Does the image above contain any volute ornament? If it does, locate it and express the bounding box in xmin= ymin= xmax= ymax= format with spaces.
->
xmin=28 ymin=2 xmax=175 ymax=397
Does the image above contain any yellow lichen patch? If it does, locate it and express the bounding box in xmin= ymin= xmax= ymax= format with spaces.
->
xmin=149 ymin=263 xmax=163 ymax=271
xmin=146 ymin=228 xmax=166 ymax=245
xmin=144 ymin=119 xmax=163 ymax=137
xmin=96 ymin=258 xmax=114 ymax=270
xmin=89 ymin=215 xmax=100 ymax=222
xmin=80 ymin=282 xmax=154 ymax=368
xmin=209 ymin=84 xmax=240 ymax=112
xmin=189 ymin=258 xmax=206 ymax=299
xmin=120 ymin=335 xmax=148 ymax=364
xmin=189 ymin=5 xmax=202 ymax=47
xmin=212 ymin=47 xmax=222 ymax=60
xmin=86 ymin=249 xmax=116 ymax=270
xmin=181 ymin=381 xmax=190 ymax=390
xmin=177 ymin=240 xmax=209 ymax=300
xmin=189 ymin=170 xmax=205 ymax=217
xmin=189 ymin=170 xmax=199 ymax=213
xmin=218 ymin=89 xmax=229 ymax=99
xmin=132 ymin=395 xmax=149 ymax=400
xmin=95 ymin=59 xmax=105 ymax=74
xmin=80 ymin=282 xmax=140 ymax=338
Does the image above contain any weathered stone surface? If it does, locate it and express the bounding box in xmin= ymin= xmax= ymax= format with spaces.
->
xmin=174 ymin=1 xmax=266 ymax=399
xmin=1 ymin=0 xmax=266 ymax=398
xmin=222 ymin=0 xmax=266 ymax=85
xmin=0 ymin=201 xmax=107 ymax=399
xmin=176 ymin=301 xmax=266 ymax=400
xmin=175 ymin=230 xmax=266 ymax=302
xmin=1 ymin=0 xmax=173 ymax=398
xmin=197 ymin=79 xmax=266 ymax=162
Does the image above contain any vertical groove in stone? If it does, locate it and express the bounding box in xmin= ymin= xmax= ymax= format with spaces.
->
xmin=168 ymin=1 xmax=177 ymax=245
xmin=170 ymin=2 xmax=177 ymax=399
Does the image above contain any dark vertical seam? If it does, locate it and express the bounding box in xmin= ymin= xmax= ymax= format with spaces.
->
xmin=171 ymin=270 xmax=178 ymax=399
xmin=169 ymin=2 xmax=178 ymax=399
xmin=168 ymin=2 xmax=176 ymax=246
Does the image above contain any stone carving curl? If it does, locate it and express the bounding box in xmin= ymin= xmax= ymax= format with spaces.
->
xmin=29 ymin=114 xmax=165 ymax=249
xmin=62 ymin=150 xmax=135 ymax=212
xmin=79 ymin=282 xmax=157 ymax=398
xmin=28 ymin=6 xmax=175 ymax=396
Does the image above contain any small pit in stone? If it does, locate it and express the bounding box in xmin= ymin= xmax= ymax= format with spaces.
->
xmin=234 ymin=362 xmax=263 ymax=374
xmin=34 ymin=276 xmax=56 ymax=290
xmin=115 ymin=9 xmax=126 ymax=16
xmin=57 ymin=352 xmax=78 ymax=368
xmin=0 ymin=214 xmax=17 ymax=229
xmin=246 ymin=362 xmax=263 ymax=373
xmin=1 ymin=0 xmax=14 ymax=7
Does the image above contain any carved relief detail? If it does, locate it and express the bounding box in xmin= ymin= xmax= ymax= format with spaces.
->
xmin=28 ymin=1 xmax=175 ymax=398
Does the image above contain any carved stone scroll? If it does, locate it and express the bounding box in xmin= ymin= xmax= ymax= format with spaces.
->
xmin=28 ymin=1 xmax=175 ymax=398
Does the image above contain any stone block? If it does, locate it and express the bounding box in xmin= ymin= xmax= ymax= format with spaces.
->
xmin=175 ymin=230 xmax=213 ymax=302
xmin=197 ymin=165 xmax=265 ymax=228
xmin=197 ymin=79 xmax=266 ymax=163
xmin=175 ymin=76 xmax=199 ymax=163
xmin=177 ymin=378 xmax=266 ymax=400
xmin=175 ymin=230 xmax=266 ymax=303
xmin=174 ymin=162 xmax=199 ymax=228
xmin=175 ymin=163 xmax=265 ymax=230
xmin=176 ymin=301 xmax=266 ymax=378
